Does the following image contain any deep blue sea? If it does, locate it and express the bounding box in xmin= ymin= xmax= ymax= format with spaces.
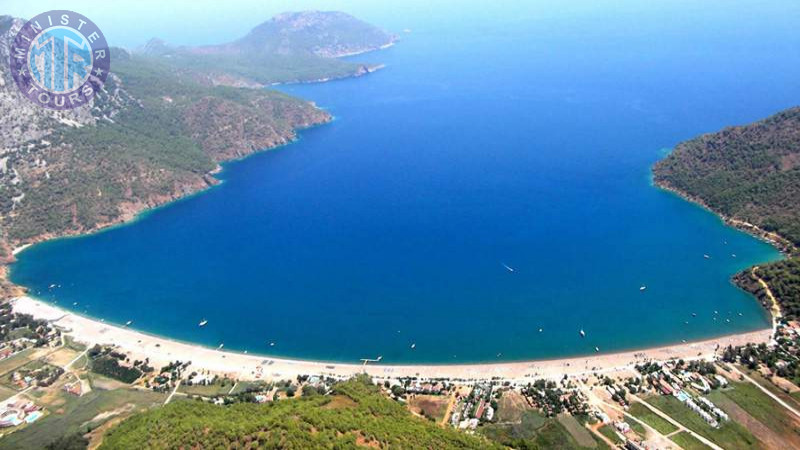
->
xmin=10 ymin=2 xmax=800 ymax=363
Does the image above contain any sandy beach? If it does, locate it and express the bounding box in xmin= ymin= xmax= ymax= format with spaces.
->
xmin=11 ymin=295 xmax=772 ymax=384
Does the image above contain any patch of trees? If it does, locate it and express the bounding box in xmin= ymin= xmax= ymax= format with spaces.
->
xmin=100 ymin=375 xmax=501 ymax=449
xmin=88 ymin=345 xmax=142 ymax=383
xmin=735 ymin=258 xmax=800 ymax=320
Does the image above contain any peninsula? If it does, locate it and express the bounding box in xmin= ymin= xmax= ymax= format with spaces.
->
xmin=0 ymin=11 xmax=396 ymax=296
xmin=3 ymin=106 xmax=800 ymax=449
xmin=1 ymin=7 xmax=800 ymax=450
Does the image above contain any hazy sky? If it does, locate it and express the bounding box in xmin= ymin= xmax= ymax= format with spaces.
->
xmin=4 ymin=1 xmax=799 ymax=51
xmin=3 ymin=0 xmax=458 ymax=47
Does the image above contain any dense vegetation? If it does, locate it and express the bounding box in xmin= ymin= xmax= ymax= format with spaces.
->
xmin=101 ymin=376 xmax=499 ymax=449
xmin=654 ymin=106 xmax=800 ymax=322
xmin=653 ymin=107 xmax=800 ymax=246
xmin=0 ymin=302 xmax=54 ymax=345
xmin=143 ymin=11 xmax=395 ymax=85
xmin=87 ymin=344 xmax=145 ymax=383
xmin=44 ymin=433 xmax=89 ymax=450
xmin=480 ymin=410 xmax=602 ymax=449
xmin=734 ymin=259 xmax=800 ymax=321
xmin=4 ymin=47 xmax=328 ymax=244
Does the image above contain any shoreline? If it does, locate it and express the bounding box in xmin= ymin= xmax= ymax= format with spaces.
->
xmin=4 ymin=113 xmax=333 ymax=264
xmin=652 ymin=178 xmax=796 ymax=256
xmin=11 ymin=295 xmax=772 ymax=382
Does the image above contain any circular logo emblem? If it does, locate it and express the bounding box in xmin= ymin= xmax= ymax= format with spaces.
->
xmin=9 ymin=10 xmax=110 ymax=110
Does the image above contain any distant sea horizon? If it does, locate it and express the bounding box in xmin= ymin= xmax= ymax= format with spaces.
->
xmin=10 ymin=3 xmax=799 ymax=364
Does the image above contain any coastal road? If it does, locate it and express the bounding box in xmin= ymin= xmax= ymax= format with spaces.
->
xmin=752 ymin=267 xmax=782 ymax=331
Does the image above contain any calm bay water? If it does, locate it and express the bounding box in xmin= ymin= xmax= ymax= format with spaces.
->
xmin=11 ymin=2 xmax=800 ymax=363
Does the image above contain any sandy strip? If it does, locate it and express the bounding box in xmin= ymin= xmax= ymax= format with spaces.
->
xmin=11 ymin=296 xmax=771 ymax=383
xmin=11 ymin=244 xmax=31 ymax=256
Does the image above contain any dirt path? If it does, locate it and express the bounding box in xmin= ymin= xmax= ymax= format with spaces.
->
xmin=164 ymin=379 xmax=181 ymax=405
xmin=631 ymin=395 xmax=723 ymax=450
xmin=439 ymin=391 xmax=457 ymax=427
xmin=558 ymin=413 xmax=597 ymax=448
xmin=712 ymin=393 xmax=798 ymax=449
xmin=729 ymin=366 xmax=800 ymax=420
xmin=752 ymin=266 xmax=782 ymax=330
xmin=577 ymin=380 xmax=680 ymax=449
xmin=586 ymin=422 xmax=616 ymax=448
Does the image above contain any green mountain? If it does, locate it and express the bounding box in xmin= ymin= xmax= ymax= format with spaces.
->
xmin=233 ymin=11 xmax=397 ymax=58
xmin=0 ymin=11 xmax=393 ymax=294
xmin=141 ymin=11 xmax=397 ymax=86
xmin=100 ymin=376 xmax=499 ymax=449
xmin=653 ymin=107 xmax=800 ymax=247
xmin=653 ymin=107 xmax=800 ymax=322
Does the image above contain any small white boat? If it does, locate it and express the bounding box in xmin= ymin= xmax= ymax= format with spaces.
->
xmin=579 ymin=329 xmax=586 ymax=338
xmin=377 ymin=356 xmax=383 ymax=361
xmin=48 ymin=284 xmax=57 ymax=289
xmin=538 ymin=328 xmax=543 ymax=333
xmin=732 ymin=254 xmax=737 ymax=258
xmin=198 ymin=319 xmax=208 ymax=327
xmin=704 ymin=254 xmax=711 ymax=259
xmin=692 ymin=312 xmax=697 ymax=317
xmin=502 ymin=263 xmax=515 ymax=273
xmin=639 ymin=285 xmax=647 ymax=291
xmin=125 ymin=320 xmax=132 ymax=327
xmin=594 ymin=347 xmax=600 ymax=353
xmin=218 ymin=343 xmax=224 ymax=349
xmin=269 ymin=342 xmax=275 ymax=347
xmin=410 ymin=343 xmax=416 ymax=349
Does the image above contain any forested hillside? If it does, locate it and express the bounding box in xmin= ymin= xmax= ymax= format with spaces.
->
xmin=654 ymin=107 xmax=800 ymax=323
xmin=653 ymin=107 xmax=800 ymax=246
xmin=100 ymin=376 xmax=499 ymax=449
xmin=0 ymin=10 xmax=396 ymax=293
xmin=141 ymin=11 xmax=396 ymax=86
xmin=735 ymin=259 xmax=800 ymax=321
